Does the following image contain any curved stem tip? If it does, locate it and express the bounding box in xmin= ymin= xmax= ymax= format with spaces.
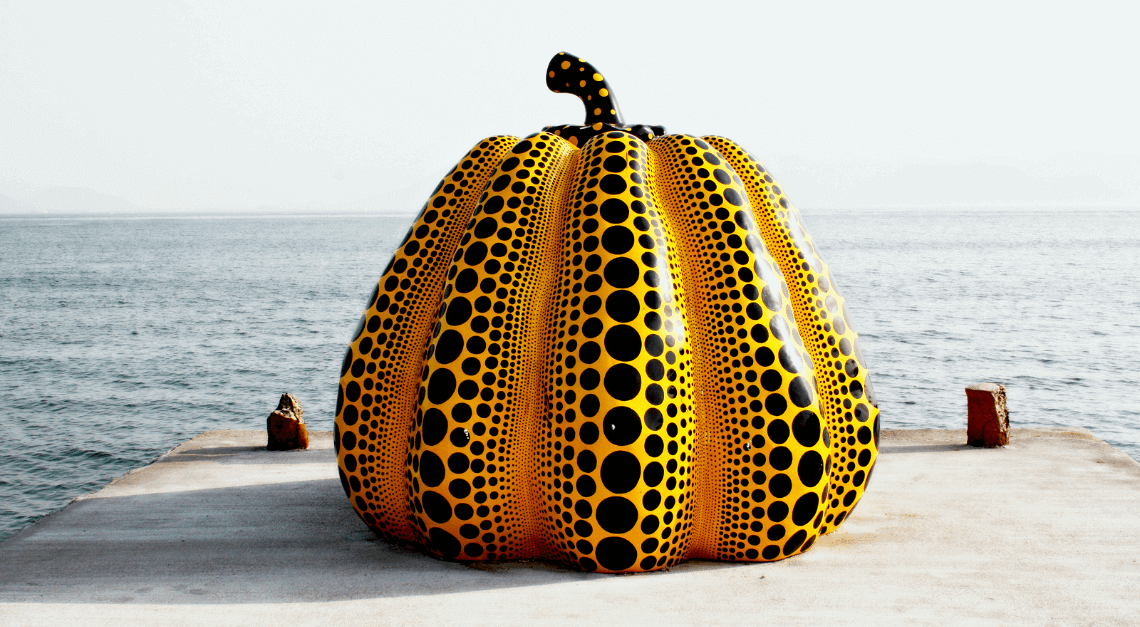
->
xmin=546 ymin=52 xmax=624 ymax=126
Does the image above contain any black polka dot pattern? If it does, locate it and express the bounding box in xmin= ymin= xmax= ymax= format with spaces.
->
xmin=541 ymin=52 xmax=665 ymax=147
xmin=334 ymin=136 xmax=518 ymax=545
xmin=334 ymin=58 xmax=879 ymax=571
xmin=704 ymin=136 xmax=880 ymax=535
xmin=647 ymin=134 xmax=830 ymax=562
xmin=539 ymin=132 xmax=696 ymax=572
xmin=410 ymin=133 xmax=576 ymax=560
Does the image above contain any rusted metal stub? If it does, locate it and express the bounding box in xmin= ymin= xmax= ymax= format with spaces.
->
xmin=965 ymin=383 xmax=1008 ymax=447
xmin=268 ymin=393 xmax=309 ymax=451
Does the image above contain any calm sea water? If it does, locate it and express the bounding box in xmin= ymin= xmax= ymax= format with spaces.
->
xmin=2 ymin=209 xmax=1138 ymax=541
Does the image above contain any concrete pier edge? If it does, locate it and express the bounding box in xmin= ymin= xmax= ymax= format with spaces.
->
xmin=1 ymin=427 xmax=1138 ymax=626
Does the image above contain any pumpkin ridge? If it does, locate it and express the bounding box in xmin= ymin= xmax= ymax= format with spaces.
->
xmin=703 ymin=136 xmax=880 ymax=535
xmin=640 ymin=141 xmax=704 ymax=562
xmin=336 ymin=135 xmax=520 ymax=544
xmin=535 ymin=143 xmax=588 ymax=564
xmin=648 ymin=134 xmax=831 ymax=561
xmin=409 ymin=133 xmax=577 ymax=560
xmin=517 ymin=137 xmax=581 ymax=558
xmin=539 ymin=131 xmax=696 ymax=573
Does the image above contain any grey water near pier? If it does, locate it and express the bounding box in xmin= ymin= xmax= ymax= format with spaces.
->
xmin=1 ymin=209 xmax=1137 ymax=541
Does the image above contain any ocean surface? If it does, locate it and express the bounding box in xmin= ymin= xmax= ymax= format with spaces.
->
xmin=2 ymin=209 xmax=1138 ymax=541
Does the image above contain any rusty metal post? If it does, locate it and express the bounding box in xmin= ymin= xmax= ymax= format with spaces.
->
xmin=267 ymin=393 xmax=309 ymax=451
xmin=965 ymin=383 xmax=1009 ymax=447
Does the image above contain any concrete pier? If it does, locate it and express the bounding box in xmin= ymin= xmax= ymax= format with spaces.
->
xmin=2 ymin=428 xmax=1138 ymax=626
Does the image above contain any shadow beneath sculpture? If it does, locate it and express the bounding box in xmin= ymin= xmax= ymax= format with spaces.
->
xmin=0 ymin=434 xmax=738 ymax=606
xmin=879 ymin=443 xmax=971 ymax=454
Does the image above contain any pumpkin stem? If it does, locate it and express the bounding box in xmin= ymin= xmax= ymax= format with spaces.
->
xmin=546 ymin=52 xmax=624 ymax=126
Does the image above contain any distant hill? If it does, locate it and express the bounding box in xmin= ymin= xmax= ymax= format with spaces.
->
xmin=0 ymin=180 xmax=443 ymax=216
xmin=262 ymin=177 xmax=444 ymax=215
xmin=0 ymin=193 xmax=29 ymax=213
xmin=13 ymin=187 xmax=146 ymax=213
xmin=766 ymin=156 xmax=1138 ymax=211
xmin=344 ymin=179 xmax=442 ymax=214
xmin=871 ymin=164 xmax=1121 ymax=209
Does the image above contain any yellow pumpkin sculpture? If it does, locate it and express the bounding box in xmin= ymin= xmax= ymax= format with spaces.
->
xmin=335 ymin=52 xmax=880 ymax=573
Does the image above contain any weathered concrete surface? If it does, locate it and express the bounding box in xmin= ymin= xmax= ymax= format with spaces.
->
xmin=1 ymin=428 xmax=1138 ymax=626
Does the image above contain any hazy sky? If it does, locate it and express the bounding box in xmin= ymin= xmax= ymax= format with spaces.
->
xmin=1 ymin=0 xmax=1138 ymax=211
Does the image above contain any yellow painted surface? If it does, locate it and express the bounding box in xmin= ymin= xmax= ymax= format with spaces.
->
xmin=336 ymin=131 xmax=877 ymax=573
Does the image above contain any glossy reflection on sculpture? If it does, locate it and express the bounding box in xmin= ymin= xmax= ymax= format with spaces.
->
xmin=334 ymin=52 xmax=880 ymax=573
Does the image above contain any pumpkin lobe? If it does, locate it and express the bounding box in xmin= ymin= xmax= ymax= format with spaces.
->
xmin=648 ymin=134 xmax=830 ymax=562
xmin=704 ymin=136 xmax=880 ymax=534
xmin=540 ymin=131 xmax=697 ymax=573
xmin=410 ymin=133 xmax=577 ymax=560
xmin=336 ymin=135 xmax=519 ymax=545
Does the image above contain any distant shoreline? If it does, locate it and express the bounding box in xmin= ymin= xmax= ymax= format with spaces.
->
xmin=0 ymin=210 xmax=425 ymax=220
xmin=2 ymin=206 xmax=1139 ymax=221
